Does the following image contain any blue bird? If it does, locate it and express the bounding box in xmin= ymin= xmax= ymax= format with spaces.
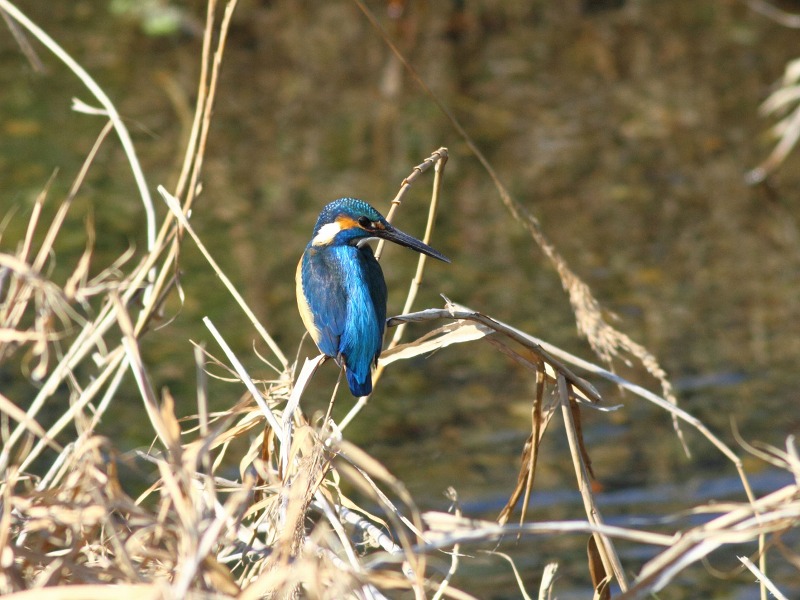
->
xmin=296 ymin=198 xmax=450 ymax=397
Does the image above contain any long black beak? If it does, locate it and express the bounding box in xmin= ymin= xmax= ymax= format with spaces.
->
xmin=377 ymin=226 xmax=450 ymax=263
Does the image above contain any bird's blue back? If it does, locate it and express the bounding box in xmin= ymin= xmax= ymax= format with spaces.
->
xmin=299 ymin=241 xmax=387 ymax=396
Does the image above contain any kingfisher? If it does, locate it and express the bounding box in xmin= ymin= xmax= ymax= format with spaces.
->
xmin=296 ymin=198 xmax=450 ymax=397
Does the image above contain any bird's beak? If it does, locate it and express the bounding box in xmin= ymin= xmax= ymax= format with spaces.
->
xmin=377 ymin=226 xmax=451 ymax=263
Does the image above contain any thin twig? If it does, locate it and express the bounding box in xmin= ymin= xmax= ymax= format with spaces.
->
xmin=159 ymin=185 xmax=288 ymax=369
xmin=203 ymin=316 xmax=283 ymax=436
xmin=339 ymin=148 xmax=448 ymax=430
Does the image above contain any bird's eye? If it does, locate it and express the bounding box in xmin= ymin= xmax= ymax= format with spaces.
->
xmin=357 ymin=216 xmax=372 ymax=229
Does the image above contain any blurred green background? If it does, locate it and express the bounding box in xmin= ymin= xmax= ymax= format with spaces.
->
xmin=2 ymin=1 xmax=800 ymax=596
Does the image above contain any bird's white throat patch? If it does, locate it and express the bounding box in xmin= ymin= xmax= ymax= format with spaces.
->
xmin=356 ymin=237 xmax=378 ymax=247
xmin=312 ymin=221 xmax=343 ymax=246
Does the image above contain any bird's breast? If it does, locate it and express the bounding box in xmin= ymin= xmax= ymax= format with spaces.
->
xmin=296 ymin=254 xmax=322 ymax=346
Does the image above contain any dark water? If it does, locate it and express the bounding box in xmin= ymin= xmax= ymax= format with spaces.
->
xmin=2 ymin=1 xmax=800 ymax=597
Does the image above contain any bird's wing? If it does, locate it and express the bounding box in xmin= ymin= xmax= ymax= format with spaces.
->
xmin=300 ymin=248 xmax=348 ymax=361
xmin=360 ymin=244 xmax=388 ymax=363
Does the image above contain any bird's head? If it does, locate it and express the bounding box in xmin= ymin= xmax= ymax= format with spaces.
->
xmin=310 ymin=198 xmax=450 ymax=263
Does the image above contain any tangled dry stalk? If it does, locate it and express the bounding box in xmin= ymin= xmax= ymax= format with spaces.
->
xmin=1 ymin=2 xmax=799 ymax=599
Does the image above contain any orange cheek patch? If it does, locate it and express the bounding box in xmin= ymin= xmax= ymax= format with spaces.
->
xmin=336 ymin=215 xmax=361 ymax=230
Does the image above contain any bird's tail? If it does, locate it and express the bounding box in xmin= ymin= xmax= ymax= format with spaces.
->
xmin=346 ymin=368 xmax=372 ymax=397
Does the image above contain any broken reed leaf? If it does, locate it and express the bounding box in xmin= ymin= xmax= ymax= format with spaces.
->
xmin=386 ymin=307 xmax=602 ymax=404
xmin=588 ymin=535 xmax=611 ymax=600
xmin=379 ymin=320 xmax=491 ymax=364
xmin=497 ymin=388 xmax=560 ymax=527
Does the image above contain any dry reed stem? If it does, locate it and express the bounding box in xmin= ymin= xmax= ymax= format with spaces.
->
xmin=159 ymin=184 xmax=287 ymax=372
xmin=354 ymin=0 xmax=689 ymax=468
xmin=339 ymin=147 xmax=449 ymax=430
xmin=557 ymin=374 xmax=627 ymax=590
xmin=498 ymin=363 xmax=554 ymax=527
xmin=747 ymin=55 xmax=800 ymax=183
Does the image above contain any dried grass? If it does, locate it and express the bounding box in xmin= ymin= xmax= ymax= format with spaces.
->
xmin=745 ymin=2 xmax=800 ymax=183
xmin=1 ymin=1 xmax=799 ymax=599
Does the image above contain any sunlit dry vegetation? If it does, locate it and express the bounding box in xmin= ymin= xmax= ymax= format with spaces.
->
xmin=1 ymin=1 xmax=799 ymax=599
